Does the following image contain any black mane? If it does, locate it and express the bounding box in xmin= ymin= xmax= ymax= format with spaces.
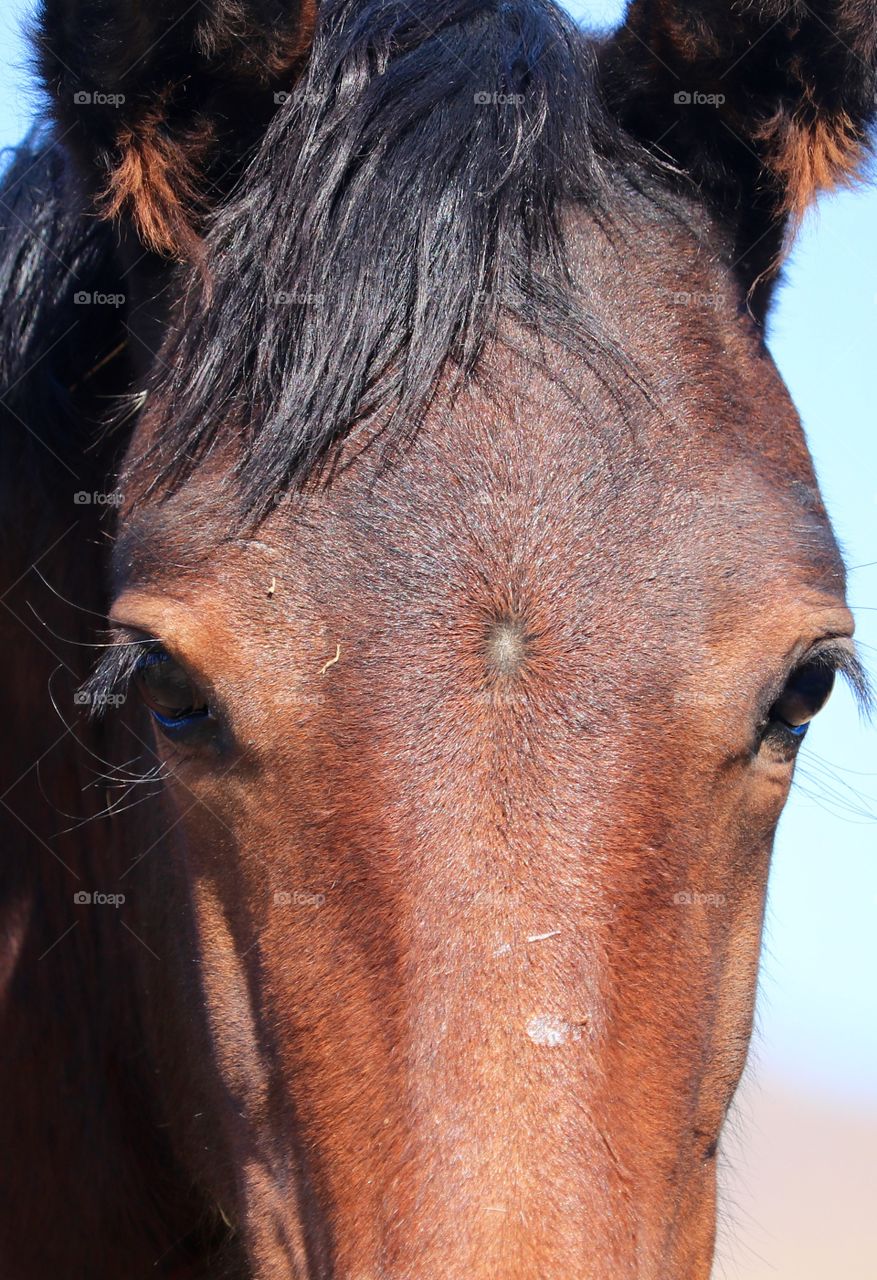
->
xmin=0 ymin=132 xmax=131 ymax=510
xmin=138 ymin=0 xmax=646 ymax=518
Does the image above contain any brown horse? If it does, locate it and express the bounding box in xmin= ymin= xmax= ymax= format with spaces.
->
xmin=1 ymin=1 xmax=874 ymax=1277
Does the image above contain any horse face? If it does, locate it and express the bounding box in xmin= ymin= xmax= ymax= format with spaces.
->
xmin=40 ymin=0 xmax=873 ymax=1275
xmin=103 ymin=201 xmax=856 ymax=1277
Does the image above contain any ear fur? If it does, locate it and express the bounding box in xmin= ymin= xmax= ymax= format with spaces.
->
xmin=36 ymin=0 xmax=318 ymax=256
xmin=600 ymin=0 xmax=877 ymax=297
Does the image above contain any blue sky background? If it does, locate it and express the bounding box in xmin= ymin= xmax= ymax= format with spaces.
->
xmin=1 ymin=0 xmax=874 ymax=1103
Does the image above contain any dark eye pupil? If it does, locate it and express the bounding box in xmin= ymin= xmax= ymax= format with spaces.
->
xmin=771 ymin=661 xmax=836 ymax=730
xmin=135 ymin=652 xmax=207 ymax=722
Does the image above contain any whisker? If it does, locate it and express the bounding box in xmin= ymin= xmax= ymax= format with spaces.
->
xmin=26 ymin=602 xmax=148 ymax=650
xmin=794 ymin=764 xmax=877 ymax=824
xmin=55 ymin=781 xmax=164 ymax=835
xmin=86 ymin=763 xmax=168 ymax=790
xmin=82 ymin=754 xmax=151 ymax=788
xmin=31 ymin=567 xmax=111 ymax=622
xmin=46 ymin=666 xmax=160 ymax=784
xmin=793 ymin=757 xmax=875 ymax=819
xmin=85 ymin=387 xmax=149 ymax=450
xmin=804 ymin=749 xmax=877 ymax=781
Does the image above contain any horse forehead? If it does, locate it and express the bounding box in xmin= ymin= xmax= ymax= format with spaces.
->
xmin=116 ymin=388 xmax=838 ymax=619
xmin=282 ymin=271 xmax=833 ymax=596
xmin=276 ymin=395 xmax=834 ymax=597
xmin=116 ymin=231 xmax=839 ymax=609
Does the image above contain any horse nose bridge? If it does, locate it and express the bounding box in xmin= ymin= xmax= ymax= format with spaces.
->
xmin=388 ymin=923 xmax=611 ymax=1157
xmin=352 ymin=1051 xmax=642 ymax=1280
xmin=331 ymin=1037 xmax=639 ymax=1280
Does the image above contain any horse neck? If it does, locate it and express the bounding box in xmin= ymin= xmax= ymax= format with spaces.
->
xmin=0 ymin=475 xmax=220 ymax=1274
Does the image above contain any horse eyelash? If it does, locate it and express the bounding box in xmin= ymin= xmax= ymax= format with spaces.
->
xmin=79 ymin=636 xmax=162 ymax=719
xmin=805 ymin=641 xmax=873 ymax=719
xmin=78 ymin=636 xmax=873 ymax=727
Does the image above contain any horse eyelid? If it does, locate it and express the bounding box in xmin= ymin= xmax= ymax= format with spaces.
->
xmin=79 ymin=635 xmax=163 ymax=719
xmin=806 ymin=640 xmax=871 ymax=714
xmin=769 ymin=639 xmax=872 ymax=721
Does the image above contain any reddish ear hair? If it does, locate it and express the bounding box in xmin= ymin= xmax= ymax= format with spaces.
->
xmin=36 ymin=0 xmax=318 ymax=257
xmin=600 ymin=0 xmax=877 ymax=301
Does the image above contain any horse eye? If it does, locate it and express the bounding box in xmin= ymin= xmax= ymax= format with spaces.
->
xmin=134 ymin=650 xmax=209 ymax=730
xmin=765 ymin=658 xmax=837 ymax=745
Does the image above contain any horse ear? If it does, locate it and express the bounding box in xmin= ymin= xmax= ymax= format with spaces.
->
xmin=600 ymin=0 xmax=877 ymax=294
xmin=35 ymin=1 xmax=318 ymax=257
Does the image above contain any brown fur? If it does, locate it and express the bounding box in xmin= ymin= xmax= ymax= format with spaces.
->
xmin=600 ymin=0 xmax=877 ymax=307
xmin=37 ymin=0 xmax=321 ymax=258
xmin=102 ymin=115 xmax=215 ymax=259
xmin=105 ymin=2 xmax=320 ymax=256
xmin=98 ymin=201 xmax=852 ymax=1278
xmin=761 ymin=109 xmax=867 ymax=224
xmin=5 ymin=1 xmax=874 ymax=1275
xmin=195 ymin=0 xmax=319 ymax=74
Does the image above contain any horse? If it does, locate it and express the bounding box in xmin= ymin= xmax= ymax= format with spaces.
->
xmin=1 ymin=1 xmax=874 ymax=1276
